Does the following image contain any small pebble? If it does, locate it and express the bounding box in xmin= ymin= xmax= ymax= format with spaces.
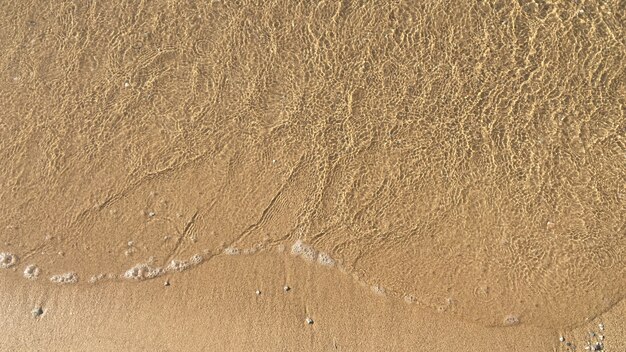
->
xmin=305 ymin=317 xmax=314 ymax=325
xmin=31 ymin=307 xmax=44 ymax=318
xmin=598 ymin=323 xmax=604 ymax=330
xmin=283 ymin=285 xmax=290 ymax=292
xmin=255 ymin=289 xmax=261 ymax=295
xmin=559 ymin=336 xmax=565 ymax=342
xmin=164 ymin=280 xmax=170 ymax=286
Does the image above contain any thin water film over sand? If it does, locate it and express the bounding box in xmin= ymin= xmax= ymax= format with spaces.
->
xmin=0 ymin=0 xmax=624 ymax=350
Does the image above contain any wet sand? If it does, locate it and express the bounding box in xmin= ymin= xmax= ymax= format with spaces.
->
xmin=2 ymin=252 xmax=626 ymax=351
xmin=1 ymin=0 xmax=625 ymax=351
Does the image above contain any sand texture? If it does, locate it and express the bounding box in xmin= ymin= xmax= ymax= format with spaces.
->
xmin=0 ymin=0 xmax=624 ymax=351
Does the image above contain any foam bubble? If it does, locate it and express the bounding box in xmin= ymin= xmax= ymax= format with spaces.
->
xmin=503 ymin=314 xmax=520 ymax=326
xmin=371 ymin=284 xmax=386 ymax=296
xmin=242 ymin=247 xmax=258 ymax=255
xmin=190 ymin=254 xmax=203 ymax=264
xmin=123 ymin=264 xmax=163 ymax=280
xmin=291 ymin=240 xmax=317 ymax=261
xmin=223 ymin=247 xmax=240 ymax=255
xmin=166 ymin=260 xmax=190 ymax=272
xmin=0 ymin=252 xmax=18 ymax=268
xmin=403 ymin=294 xmax=417 ymax=304
xmin=317 ymin=252 xmax=335 ymax=266
xmin=23 ymin=264 xmax=40 ymax=280
xmin=50 ymin=272 xmax=79 ymax=284
xmin=165 ymin=254 xmax=203 ymax=272
xmin=88 ymin=274 xmax=106 ymax=283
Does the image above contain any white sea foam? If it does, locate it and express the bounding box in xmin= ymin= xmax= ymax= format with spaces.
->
xmin=291 ymin=240 xmax=317 ymax=261
xmin=123 ymin=264 xmax=163 ymax=280
xmin=166 ymin=260 xmax=189 ymax=272
xmin=403 ymin=294 xmax=417 ymax=304
xmin=23 ymin=264 xmax=40 ymax=280
xmin=242 ymin=247 xmax=258 ymax=255
xmin=317 ymin=252 xmax=336 ymax=266
xmin=190 ymin=254 xmax=203 ymax=264
xmin=0 ymin=252 xmax=18 ymax=269
xmin=291 ymin=240 xmax=337 ymax=267
xmin=223 ymin=247 xmax=240 ymax=255
xmin=165 ymin=254 xmax=204 ymax=272
xmin=371 ymin=284 xmax=386 ymax=296
xmin=50 ymin=272 xmax=79 ymax=284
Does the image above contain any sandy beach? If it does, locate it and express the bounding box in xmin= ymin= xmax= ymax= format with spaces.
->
xmin=0 ymin=0 xmax=624 ymax=350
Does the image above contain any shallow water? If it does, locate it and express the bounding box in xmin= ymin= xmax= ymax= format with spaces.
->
xmin=0 ymin=0 xmax=624 ymax=333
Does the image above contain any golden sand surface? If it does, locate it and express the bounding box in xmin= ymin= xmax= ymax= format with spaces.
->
xmin=0 ymin=0 xmax=624 ymax=351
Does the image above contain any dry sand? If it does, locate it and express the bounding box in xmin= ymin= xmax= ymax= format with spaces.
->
xmin=0 ymin=0 xmax=624 ymax=351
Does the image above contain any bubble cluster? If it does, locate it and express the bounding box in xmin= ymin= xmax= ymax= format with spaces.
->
xmin=49 ymin=272 xmax=79 ymax=284
xmin=123 ymin=264 xmax=164 ymax=280
xmin=223 ymin=247 xmax=240 ymax=255
xmin=291 ymin=240 xmax=318 ymax=261
xmin=190 ymin=254 xmax=203 ymax=264
xmin=166 ymin=260 xmax=187 ymax=271
xmin=371 ymin=284 xmax=386 ymax=296
xmin=290 ymin=240 xmax=339 ymax=268
xmin=241 ymin=247 xmax=258 ymax=255
xmin=0 ymin=252 xmax=18 ymax=269
xmin=403 ymin=294 xmax=417 ymax=304
xmin=503 ymin=314 xmax=520 ymax=326
xmin=317 ymin=252 xmax=336 ymax=266
xmin=165 ymin=254 xmax=204 ymax=272
xmin=88 ymin=273 xmax=112 ymax=283
xmin=23 ymin=264 xmax=40 ymax=280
